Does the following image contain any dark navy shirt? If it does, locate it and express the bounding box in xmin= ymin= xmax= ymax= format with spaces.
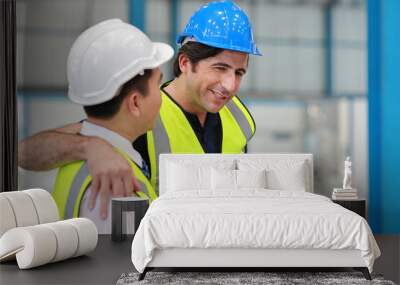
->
xmin=173 ymin=95 xmax=222 ymax=154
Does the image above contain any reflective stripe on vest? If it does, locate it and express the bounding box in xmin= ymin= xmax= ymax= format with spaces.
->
xmin=65 ymin=162 xmax=90 ymax=219
xmin=225 ymin=97 xmax=254 ymax=142
xmin=63 ymin=163 xmax=150 ymax=219
xmin=148 ymin=91 xmax=256 ymax=188
xmin=52 ymin=148 xmax=156 ymax=219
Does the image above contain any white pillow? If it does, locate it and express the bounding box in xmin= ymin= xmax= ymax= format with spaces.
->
xmin=167 ymin=162 xmax=211 ymax=191
xmin=167 ymin=158 xmax=236 ymax=171
xmin=238 ymin=159 xmax=308 ymax=191
xmin=236 ymin=169 xmax=267 ymax=189
xmin=267 ymin=167 xmax=306 ymax=191
xmin=211 ymin=168 xmax=236 ymax=190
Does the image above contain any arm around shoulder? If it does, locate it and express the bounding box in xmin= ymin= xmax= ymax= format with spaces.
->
xmin=18 ymin=122 xmax=142 ymax=219
xmin=18 ymin=122 xmax=90 ymax=171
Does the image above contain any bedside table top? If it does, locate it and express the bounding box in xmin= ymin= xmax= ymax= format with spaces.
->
xmin=112 ymin=196 xmax=148 ymax=202
xmin=332 ymin=198 xmax=366 ymax=202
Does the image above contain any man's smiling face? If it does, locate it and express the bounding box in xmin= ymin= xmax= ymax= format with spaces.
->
xmin=184 ymin=49 xmax=248 ymax=113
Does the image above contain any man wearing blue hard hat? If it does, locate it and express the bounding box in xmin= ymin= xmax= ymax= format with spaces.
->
xmin=135 ymin=0 xmax=261 ymax=189
xmin=19 ymin=1 xmax=261 ymax=219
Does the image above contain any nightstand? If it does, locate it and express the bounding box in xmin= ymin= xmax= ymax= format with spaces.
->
xmin=332 ymin=199 xmax=366 ymax=218
xmin=111 ymin=197 xmax=149 ymax=241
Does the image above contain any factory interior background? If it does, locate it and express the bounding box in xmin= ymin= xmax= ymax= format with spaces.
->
xmin=17 ymin=0 xmax=368 ymax=204
xmin=15 ymin=0 xmax=399 ymax=282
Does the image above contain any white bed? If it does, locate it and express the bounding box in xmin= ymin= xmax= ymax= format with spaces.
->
xmin=131 ymin=154 xmax=380 ymax=280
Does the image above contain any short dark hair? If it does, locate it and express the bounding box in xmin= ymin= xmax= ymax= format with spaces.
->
xmin=173 ymin=42 xmax=224 ymax=77
xmin=83 ymin=69 xmax=153 ymax=119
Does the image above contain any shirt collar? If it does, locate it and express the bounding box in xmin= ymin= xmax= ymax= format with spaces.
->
xmin=80 ymin=120 xmax=143 ymax=167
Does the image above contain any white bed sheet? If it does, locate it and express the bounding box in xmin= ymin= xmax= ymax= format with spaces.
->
xmin=131 ymin=190 xmax=380 ymax=273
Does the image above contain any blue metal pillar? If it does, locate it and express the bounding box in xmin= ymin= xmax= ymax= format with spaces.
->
xmin=323 ymin=1 xmax=334 ymax=97
xmin=129 ymin=0 xmax=146 ymax=32
xmin=170 ymin=0 xmax=180 ymax=49
xmin=368 ymin=0 xmax=400 ymax=233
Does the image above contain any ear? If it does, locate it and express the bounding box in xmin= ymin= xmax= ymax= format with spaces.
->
xmin=178 ymin=53 xmax=191 ymax=74
xmin=126 ymin=91 xmax=141 ymax=117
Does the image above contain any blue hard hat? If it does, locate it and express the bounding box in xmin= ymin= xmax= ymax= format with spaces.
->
xmin=177 ymin=1 xmax=261 ymax=56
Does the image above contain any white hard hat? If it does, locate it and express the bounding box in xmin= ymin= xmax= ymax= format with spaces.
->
xmin=67 ymin=19 xmax=174 ymax=106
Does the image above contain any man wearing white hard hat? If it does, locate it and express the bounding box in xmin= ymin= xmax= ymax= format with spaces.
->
xmin=50 ymin=19 xmax=173 ymax=233
xmin=19 ymin=1 xmax=261 ymax=219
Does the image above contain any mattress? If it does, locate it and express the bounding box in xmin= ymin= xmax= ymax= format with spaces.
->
xmin=131 ymin=190 xmax=380 ymax=273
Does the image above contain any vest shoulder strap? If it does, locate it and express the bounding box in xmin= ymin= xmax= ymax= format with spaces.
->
xmin=225 ymin=96 xmax=256 ymax=141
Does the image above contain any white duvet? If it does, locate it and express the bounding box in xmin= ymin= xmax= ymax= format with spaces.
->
xmin=131 ymin=190 xmax=380 ymax=273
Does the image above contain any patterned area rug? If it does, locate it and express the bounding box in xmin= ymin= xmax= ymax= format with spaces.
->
xmin=116 ymin=271 xmax=396 ymax=285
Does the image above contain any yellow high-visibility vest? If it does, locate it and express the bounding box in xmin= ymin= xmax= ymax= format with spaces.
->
xmin=147 ymin=88 xmax=256 ymax=190
xmin=52 ymin=148 xmax=156 ymax=219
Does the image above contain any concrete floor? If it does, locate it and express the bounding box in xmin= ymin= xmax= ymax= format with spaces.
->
xmin=1 ymin=235 xmax=398 ymax=285
xmin=0 ymin=235 xmax=134 ymax=284
xmin=374 ymin=235 xmax=400 ymax=284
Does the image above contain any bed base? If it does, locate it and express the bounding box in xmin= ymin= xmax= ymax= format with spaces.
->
xmin=138 ymin=267 xmax=371 ymax=281
xmin=138 ymin=248 xmax=372 ymax=281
